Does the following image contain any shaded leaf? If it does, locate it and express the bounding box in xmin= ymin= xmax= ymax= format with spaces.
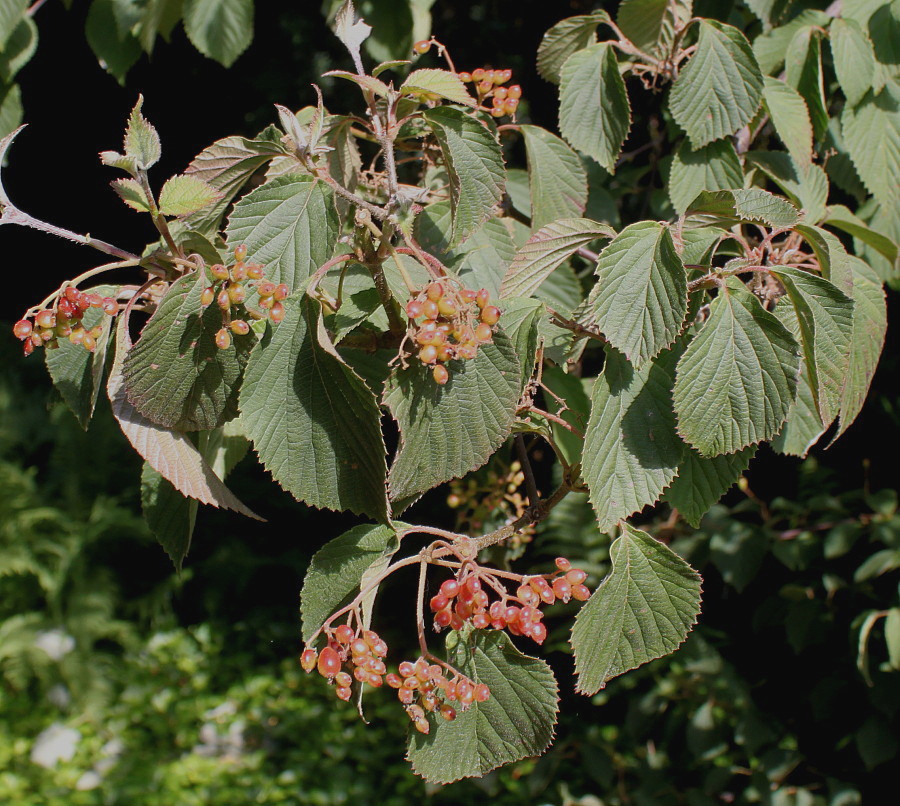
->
xmin=519 ymin=124 xmax=587 ymax=229
xmin=668 ymin=139 xmax=744 ymax=215
xmin=842 ymin=83 xmax=900 ymax=207
xmin=746 ymin=151 xmax=828 ymax=223
xmin=536 ymin=11 xmax=609 ymax=84
xmin=784 ymin=26 xmax=827 ymax=140
xmin=686 ymin=188 xmax=799 ymax=228
xmin=141 ymin=462 xmax=198 ymax=571
xmin=617 ymin=0 xmax=692 ymax=57
xmin=183 ymin=0 xmax=253 ymax=68
xmin=762 ymin=76 xmax=813 ymax=167
xmin=830 ymin=18 xmax=877 ymax=107
xmin=665 ymin=446 xmax=757 ymax=527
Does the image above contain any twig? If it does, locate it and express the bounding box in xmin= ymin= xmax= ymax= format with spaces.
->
xmin=514 ymin=434 xmax=540 ymax=506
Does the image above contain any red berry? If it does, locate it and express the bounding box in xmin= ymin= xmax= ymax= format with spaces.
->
xmin=217 ymin=289 xmax=231 ymax=310
xmin=231 ymin=263 xmax=247 ymax=281
xmin=211 ymin=264 xmax=229 ymax=281
xmin=85 ymin=293 xmax=103 ymax=307
xmin=422 ymin=299 xmax=440 ymax=319
xmin=335 ymin=671 xmax=353 ymax=688
xmin=398 ymin=661 xmax=415 ymax=678
xmin=317 ymin=646 xmax=341 ymax=679
xmin=247 ymin=263 xmax=265 ymax=279
xmin=433 ymin=609 xmax=452 ymax=631
xmin=458 ymin=71 xmax=472 ymax=82
xmin=57 ymin=299 xmax=77 ymax=319
xmin=386 ymin=673 xmax=403 ymax=688
xmin=269 ymin=302 xmax=286 ymax=323
xmin=229 ymin=319 xmax=250 ymax=335
xmin=22 ymin=338 xmax=34 ymax=356
xmin=258 ymin=282 xmax=276 ymax=298
xmin=472 ymin=613 xmax=490 ymax=629
xmin=471 ymin=68 xmax=485 ymax=81
xmin=398 ymin=687 xmax=415 ymax=704
xmin=373 ymin=639 xmax=388 ymax=657
xmin=69 ymin=327 xmax=85 ymax=345
xmin=413 ymin=39 xmax=431 ymax=54
xmin=495 ymin=69 xmax=512 ymax=84
xmin=555 ymin=557 xmax=572 ymax=571
xmin=430 ymin=593 xmax=449 ymax=612
xmin=440 ymin=704 xmax=457 ymax=721
xmin=335 ymin=686 xmax=352 ymax=701
xmin=531 ymin=623 xmax=548 ymax=644
xmin=566 ymin=569 xmax=587 ymax=585
xmin=457 ymin=680 xmax=474 ymax=704
xmin=552 ymin=577 xmax=572 ymax=602
xmin=406 ymin=300 xmax=424 ymax=318
xmin=571 ymin=583 xmax=591 ymax=601
xmin=200 ymin=287 xmax=215 ymax=307
xmin=480 ymin=305 xmax=501 ymax=325
xmin=474 ymin=683 xmax=490 ymax=702
xmin=475 ymin=289 xmax=490 ymax=308
xmin=35 ymin=310 xmax=56 ymax=329
xmin=215 ymin=328 xmax=231 ymax=350
xmin=507 ymin=84 xmax=522 ymax=100
xmin=474 ymin=323 xmax=493 ymax=342
xmin=350 ymin=638 xmax=368 ymax=656
xmin=425 ymin=282 xmax=444 ymax=301
xmin=12 ymin=319 xmax=32 ymax=340
xmin=432 ymin=364 xmax=449 ymax=385
xmin=300 ymin=648 xmax=317 ymax=672
xmin=419 ymin=344 xmax=438 ymax=364
xmin=273 ymin=283 xmax=290 ymax=301
xmin=440 ymin=579 xmax=460 ymax=598
xmin=334 ymin=624 xmax=354 ymax=644
xmin=491 ymin=106 xmax=505 ymax=118
xmin=233 ymin=244 xmax=248 ymax=262
xmin=227 ymin=283 xmax=245 ymax=304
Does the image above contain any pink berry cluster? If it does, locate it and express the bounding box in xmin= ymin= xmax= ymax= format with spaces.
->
xmin=429 ymin=557 xmax=591 ymax=645
xmin=406 ymin=281 xmax=501 ymax=385
xmin=456 ymin=68 xmax=522 ymax=118
xmin=13 ymin=287 xmax=119 ymax=356
xmin=200 ymin=243 xmax=287 ymax=350
xmin=300 ymin=625 xmax=489 ymax=734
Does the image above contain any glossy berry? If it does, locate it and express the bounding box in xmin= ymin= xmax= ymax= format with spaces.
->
xmin=317 ymin=646 xmax=341 ymax=679
xmin=35 ymin=310 xmax=56 ymax=329
xmin=247 ymin=264 xmax=265 ymax=279
xmin=474 ymin=683 xmax=490 ymax=702
xmin=566 ymin=568 xmax=587 ymax=585
xmin=217 ymin=289 xmax=231 ymax=310
xmin=229 ymin=319 xmax=250 ymax=336
xmin=101 ymin=297 xmax=118 ymax=316
xmin=406 ymin=300 xmax=424 ymax=319
xmin=231 ymin=263 xmax=247 ymax=281
xmin=13 ymin=319 xmax=32 ymax=340
xmin=507 ymin=84 xmax=522 ymax=100
xmin=480 ymin=305 xmax=501 ymax=325
xmin=210 ymin=264 xmax=229 ymax=281
xmin=273 ymin=283 xmax=290 ymax=301
xmin=300 ymin=648 xmax=318 ymax=672
xmin=269 ymin=302 xmax=286 ymax=323
xmin=334 ymin=624 xmax=355 ymax=644
xmin=200 ymin=287 xmax=215 ymax=307
xmin=335 ymin=671 xmax=353 ymax=688
xmin=335 ymin=686 xmax=352 ymax=701
xmin=571 ymin=583 xmax=591 ymax=601
xmin=233 ymin=244 xmax=248 ymax=262
xmin=419 ymin=344 xmax=438 ymax=364
xmin=555 ymin=557 xmax=572 ymax=571
xmin=457 ymin=71 xmax=472 ymax=82
xmin=425 ymin=282 xmax=444 ymax=301
xmin=474 ymin=323 xmax=493 ymax=342
xmin=215 ymin=328 xmax=232 ymax=350
xmin=258 ymin=282 xmax=276 ymax=298
xmin=440 ymin=704 xmax=457 ymax=721
xmin=440 ymin=579 xmax=460 ymax=598
xmin=475 ymin=288 xmax=490 ymax=308
xmin=432 ymin=364 xmax=449 ymax=385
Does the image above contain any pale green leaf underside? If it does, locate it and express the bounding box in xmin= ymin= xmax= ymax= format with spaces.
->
xmin=183 ymin=0 xmax=253 ymax=68
xmin=501 ymin=217 xmax=615 ymax=299
xmin=582 ymin=348 xmax=684 ymax=531
xmin=300 ymin=523 xmax=402 ymax=642
xmin=686 ymin=188 xmax=800 ymax=228
xmin=829 ymin=18 xmax=877 ymax=108
xmin=401 ymin=68 xmax=475 ymax=106
xmin=536 ymin=11 xmax=608 ymax=84
xmin=123 ymin=271 xmax=254 ymax=432
xmin=239 ymin=297 xmax=389 ymax=521
xmin=665 ymin=445 xmax=756 ymax=527
xmin=141 ymin=462 xmax=198 ymax=571
xmin=673 ymin=279 xmax=801 ymax=456
xmin=572 ymin=523 xmax=702 ymax=694
xmin=225 ymin=174 xmax=339 ymax=292
xmin=762 ymin=76 xmax=813 ymax=168
xmin=422 ymin=107 xmax=506 ymax=246
xmin=385 ymin=329 xmax=521 ymax=505
xmin=842 ymin=83 xmax=900 ymax=207
xmin=124 ymin=95 xmax=160 ymax=169
xmin=558 ymin=42 xmax=631 ymax=172
xmin=111 ymin=178 xmax=150 ymax=212
xmin=519 ymin=124 xmax=587 ymax=229
xmin=408 ymin=630 xmax=558 ymax=784
xmin=668 ymin=139 xmax=744 ymax=216
xmin=669 ymin=19 xmax=763 ymax=147
xmin=590 ymin=221 xmax=687 ymax=366
xmin=747 ymin=151 xmax=829 ymax=224
xmin=158 ymin=174 xmax=222 ymax=217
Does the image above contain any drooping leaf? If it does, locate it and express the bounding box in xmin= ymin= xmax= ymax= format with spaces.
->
xmin=582 ymin=348 xmax=685 ymax=531
xmin=842 ymin=83 xmax=900 ymax=207
xmin=829 ymin=18 xmax=877 ymax=107
xmin=831 ymin=257 xmax=887 ymax=443
xmin=123 ymin=271 xmax=255 ymax=431
xmin=0 ymin=0 xmax=27 ymax=51
xmin=501 ymin=218 xmax=615 ymax=300
xmin=519 ymin=124 xmax=587 ymax=229
xmin=784 ymin=26 xmax=828 ymax=140
xmin=536 ymin=11 xmax=610 ymax=84
xmin=571 ymin=522 xmax=702 ymax=694
xmin=665 ymin=445 xmax=757 ymax=527
xmin=183 ymin=0 xmax=253 ymax=68
xmin=668 ymin=139 xmax=744 ymax=215
xmin=589 ymin=222 xmax=687 ymax=366
xmin=746 ymin=151 xmax=829 ymax=223
xmin=225 ymin=174 xmax=340 ymax=291
xmin=239 ymin=296 xmax=388 ymax=520
xmin=558 ymin=42 xmax=631 ymax=172
xmin=401 ymin=69 xmax=475 ymax=106
xmin=0 ymin=13 xmax=36 ymax=83
xmin=673 ymin=278 xmax=801 ymax=456
xmin=824 ymin=204 xmax=897 ymax=265
xmin=332 ymin=0 xmax=372 ymax=65
xmin=422 ymin=107 xmax=506 ymax=246
xmin=752 ymin=9 xmax=830 ymax=75
xmin=157 ymin=174 xmax=222 ymax=217
xmin=762 ymin=76 xmax=814 ymax=167
xmin=123 ymin=94 xmax=160 ymax=170
xmin=108 ymin=319 xmax=260 ymax=518
xmin=793 ymin=223 xmax=855 ymax=297
xmin=85 ymin=0 xmax=141 ymax=84
xmin=686 ymin=188 xmax=800 ymax=228
xmin=141 ymin=462 xmax=198 ymax=571
xmin=300 ymin=523 xmax=403 ymax=642
xmin=617 ymin=0 xmax=692 ymax=58
xmin=385 ymin=330 xmax=520 ymax=506
xmin=408 ymin=630 xmax=558 ymax=784
xmin=769 ymin=266 xmax=854 ymax=427
xmin=110 ymin=177 xmax=150 ymax=212
xmin=668 ymin=20 xmax=764 ymax=148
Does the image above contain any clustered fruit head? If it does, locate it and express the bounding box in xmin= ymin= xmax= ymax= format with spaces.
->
xmin=13 ymin=286 xmax=119 ymax=356
xmin=429 ymin=557 xmax=591 ymax=645
xmin=405 ymin=280 xmax=501 ymax=385
xmin=300 ymin=626 xmax=489 ymax=734
xmin=456 ymin=68 xmax=521 ymax=118
xmin=201 ymin=243 xmax=286 ymax=350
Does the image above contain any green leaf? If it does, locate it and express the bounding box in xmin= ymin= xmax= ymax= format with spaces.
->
xmin=239 ymin=297 xmax=388 ymax=520
xmin=182 ymin=0 xmax=253 ymax=68
xmin=401 ymin=69 xmax=475 ymax=106
xmin=123 ymin=94 xmax=160 ymax=170
xmin=422 ymin=107 xmax=506 ymax=246
xmin=571 ymin=523 xmax=702 ymax=694
xmin=868 ymin=1 xmax=900 ymax=91
xmin=133 ymin=0 xmax=182 ymax=55
xmin=686 ymin=188 xmax=800 ymax=228
xmin=842 ymin=83 xmax=900 ymax=207
xmin=519 ymin=124 xmax=587 ymax=229
xmin=300 ymin=523 xmax=402 ymax=642
xmin=617 ymin=0 xmax=692 ymax=57
xmin=589 ymin=222 xmax=687 ymax=366
xmin=784 ymin=26 xmax=828 ymax=140
xmin=225 ymin=174 xmax=340 ymax=292
xmin=494 ymin=297 xmax=543 ymax=385
xmin=665 ymin=446 xmax=756 ymax=527
xmin=823 ymin=204 xmax=898 ymax=265
xmin=182 ymin=130 xmax=283 ymax=236
xmin=769 ymin=267 xmax=854 ymax=427
xmin=559 ymin=42 xmax=631 ymax=172
xmin=885 ymin=608 xmax=900 ymax=670
xmin=108 ymin=319 xmax=260 ymax=518
xmin=669 ymin=20 xmax=763 ymax=148
xmin=0 ymin=81 xmax=21 ymax=138
xmin=673 ymin=279 xmax=801 ymax=456
xmin=123 ymin=271 xmax=254 ymax=431
xmin=141 ymin=462 xmax=198 ymax=571
xmin=85 ymin=0 xmax=141 ymax=84
xmin=831 ymin=257 xmax=887 ymax=443
xmin=110 ymin=177 xmax=150 ymax=212
xmin=501 ymin=218 xmax=615 ymax=300
xmin=158 ymin=174 xmax=222 ymax=217
xmin=762 ymin=76 xmax=813 ymax=167
xmin=668 ymin=139 xmax=744 ymax=215
xmin=0 ymin=0 xmax=26 ymax=51
xmin=536 ymin=11 xmax=609 ymax=84
xmin=830 ymin=18 xmax=877 ymax=107
xmin=408 ymin=630 xmax=558 ymax=784
xmin=793 ymin=223 xmax=854 ymax=297
xmin=0 ymin=13 xmax=36 ymax=83
xmin=385 ymin=330 xmax=520 ymax=505
xmin=746 ymin=151 xmax=829 ymax=223
xmin=752 ymin=9 xmax=830 ymax=75
xmin=45 ymin=287 xmax=115 ymax=429
xmin=582 ymin=348 xmax=684 ymax=531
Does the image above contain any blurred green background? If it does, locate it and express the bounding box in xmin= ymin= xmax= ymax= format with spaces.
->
xmin=1 ymin=2 xmax=898 ymax=804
